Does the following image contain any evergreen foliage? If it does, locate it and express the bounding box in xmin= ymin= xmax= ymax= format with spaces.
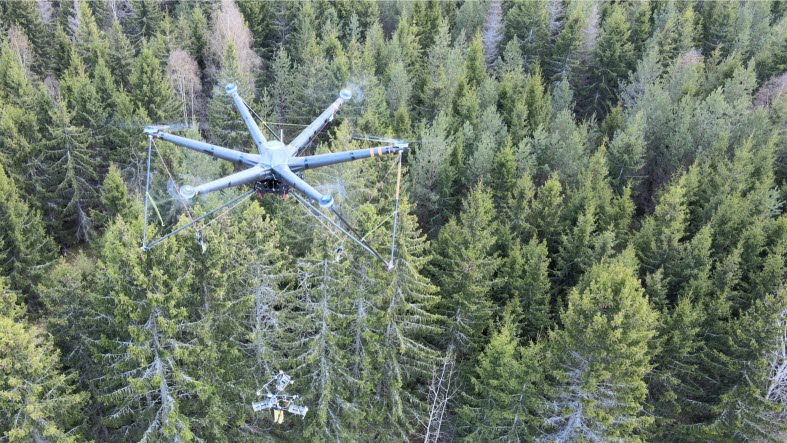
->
xmin=0 ymin=2 xmax=786 ymax=440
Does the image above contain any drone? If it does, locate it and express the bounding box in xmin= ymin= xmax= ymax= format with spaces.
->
xmin=252 ymin=371 xmax=308 ymax=423
xmin=141 ymin=84 xmax=408 ymax=269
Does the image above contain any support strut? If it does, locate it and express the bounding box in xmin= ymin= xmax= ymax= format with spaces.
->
xmin=141 ymin=189 xmax=256 ymax=251
xmin=290 ymin=192 xmax=393 ymax=270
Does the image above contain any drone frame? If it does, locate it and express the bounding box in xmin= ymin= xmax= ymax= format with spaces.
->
xmin=252 ymin=371 xmax=308 ymax=419
xmin=141 ymin=84 xmax=407 ymax=269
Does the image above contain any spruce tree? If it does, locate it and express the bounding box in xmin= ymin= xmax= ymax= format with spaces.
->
xmin=581 ymin=4 xmax=635 ymax=117
xmin=526 ymin=174 xmax=564 ymax=253
xmin=607 ymin=111 xmax=646 ymax=192
xmin=38 ymin=98 xmax=97 ymax=244
xmin=0 ymin=280 xmax=86 ymax=442
xmin=105 ymin=19 xmax=135 ymax=89
xmin=207 ymin=40 xmax=255 ymax=150
xmin=504 ymin=0 xmax=549 ymax=67
xmin=465 ymin=33 xmax=486 ymax=88
xmin=543 ymin=256 xmax=658 ymax=441
xmin=73 ymin=0 xmax=107 ymax=70
xmin=409 ymin=112 xmax=456 ymax=229
xmin=502 ymin=238 xmax=552 ymax=339
xmin=129 ymin=41 xmax=180 ymax=123
xmin=0 ymin=162 xmax=55 ymax=300
xmin=95 ymin=163 xmax=134 ymax=228
xmin=0 ymin=99 xmax=39 ymax=187
xmin=460 ymin=311 xmax=544 ymax=441
xmin=699 ymin=286 xmax=787 ymax=440
xmin=292 ymin=238 xmax=358 ymax=441
xmin=85 ymin=215 xmax=213 ymax=441
xmin=430 ymin=183 xmax=500 ymax=356
xmin=130 ymin=0 xmax=165 ymax=43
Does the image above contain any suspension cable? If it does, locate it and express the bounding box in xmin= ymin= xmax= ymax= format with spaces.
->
xmin=200 ymin=190 xmax=255 ymax=230
xmin=141 ymin=189 xmax=255 ymax=251
xmin=239 ymin=96 xmax=281 ymax=142
xmin=150 ymin=137 xmax=196 ymax=223
xmin=290 ymin=192 xmax=391 ymax=268
xmin=142 ymin=136 xmax=153 ymax=247
xmin=389 ymin=152 xmax=403 ymax=267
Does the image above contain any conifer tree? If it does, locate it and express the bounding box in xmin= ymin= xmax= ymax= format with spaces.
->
xmin=73 ymin=0 xmax=107 ymax=70
xmin=631 ymin=0 xmax=652 ymax=57
xmin=207 ymin=40 xmax=255 ymax=150
xmin=504 ymin=0 xmax=549 ymax=68
xmin=291 ymin=238 xmax=357 ymax=441
xmin=129 ymin=41 xmax=180 ymax=123
xmin=465 ymin=33 xmax=486 ymax=88
xmin=501 ymin=238 xmax=552 ymax=339
xmin=526 ymin=174 xmax=564 ymax=253
xmin=105 ymin=18 xmax=135 ymax=89
xmin=520 ymin=64 xmax=551 ymax=136
xmin=489 ymin=143 xmax=517 ymax=210
xmin=647 ymin=295 xmax=708 ymax=439
xmin=84 ymin=215 xmax=213 ymax=441
xmin=130 ymin=0 xmax=165 ymax=43
xmin=362 ymin=197 xmax=442 ymax=441
xmin=465 ymin=106 xmax=507 ymax=187
xmin=0 ymin=280 xmax=86 ymax=442
xmin=581 ymin=4 xmax=635 ymax=117
xmin=0 ymin=41 xmax=36 ymax=108
xmin=59 ymin=47 xmax=106 ymax=154
xmin=409 ymin=112 xmax=456 ymax=228
xmin=95 ymin=163 xmax=134 ymax=227
xmin=543 ymin=256 xmax=658 ymax=440
xmin=38 ymin=98 xmax=97 ymax=244
xmin=460 ymin=311 xmax=544 ymax=441
xmin=430 ymin=183 xmax=500 ymax=356
xmin=0 ymin=0 xmax=49 ymax=75
xmin=546 ymin=4 xmax=585 ymax=83
xmin=0 ymin=162 xmax=54 ymax=300
xmin=0 ymin=101 xmax=38 ymax=187
xmin=607 ymin=111 xmax=646 ymax=191
xmin=699 ymin=286 xmax=787 ymax=440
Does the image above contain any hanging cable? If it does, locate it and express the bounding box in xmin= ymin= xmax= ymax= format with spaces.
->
xmin=142 ymin=136 xmax=153 ymax=247
xmin=389 ymin=152 xmax=403 ymax=267
xmin=142 ymin=138 xmax=256 ymax=251
xmin=290 ymin=192 xmax=391 ymax=268
xmin=141 ymin=189 xmax=256 ymax=251
xmin=200 ymin=190 xmax=255 ymax=230
xmin=239 ymin=96 xmax=281 ymax=142
xmin=150 ymin=138 xmax=196 ymax=223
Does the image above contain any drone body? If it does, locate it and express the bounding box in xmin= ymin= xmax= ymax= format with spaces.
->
xmin=252 ymin=371 xmax=308 ymax=422
xmin=143 ymin=84 xmax=407 ymax=208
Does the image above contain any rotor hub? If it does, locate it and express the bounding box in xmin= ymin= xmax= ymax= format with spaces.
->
xmin=179 ymin=185 xmax=196 ymax=200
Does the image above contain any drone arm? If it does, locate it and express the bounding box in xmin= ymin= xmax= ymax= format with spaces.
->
xmin=146 ymin=130 xmax=261 ymax=167
xmin=287 ymin=89 xmax=352 ymax=156
xmin=288 ymin=145 xmax=408 ymax=172
xmin=271 ymin=165 xmax=334 ymax=208
xmin=225 ymin=84 xmax=267 ymax=154
xmin=191 ymin=165 xmax=269 ymax=196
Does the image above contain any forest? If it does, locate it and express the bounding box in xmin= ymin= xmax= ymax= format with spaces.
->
xmin=0 ymin=0 xmax=786 ymax=441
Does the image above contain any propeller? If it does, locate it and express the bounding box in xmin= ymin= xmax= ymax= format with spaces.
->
xmin=146 ymin=122 xmax=191 ymax=132
xmin=351 ymin=134 xmax=412 ymax=148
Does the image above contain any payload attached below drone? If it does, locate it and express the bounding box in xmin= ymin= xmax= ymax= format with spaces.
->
xmin=141 ymin=84 xmax=409 ymax=269
xmin=252 ymin=371 xmax=307 ymax=424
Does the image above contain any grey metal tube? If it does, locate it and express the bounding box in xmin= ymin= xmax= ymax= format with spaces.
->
xmin=288 ymin=145 xmax=407 ymax=172
xmin=225 ymin=83 xmax=267 ymax=155
xmin=271 ymin=165 xmax=333 ymax=207
xmin=149 ymin=130 xmax=261 ymax=167
xmin=287 ymin=89 xmax=352 ymax=156
xmin=191 ymin=165 xmax=270 ymax=196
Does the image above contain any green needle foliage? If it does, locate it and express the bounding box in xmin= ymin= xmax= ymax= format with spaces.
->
xmin=0 ymin=2 xmax=785 ymax=441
